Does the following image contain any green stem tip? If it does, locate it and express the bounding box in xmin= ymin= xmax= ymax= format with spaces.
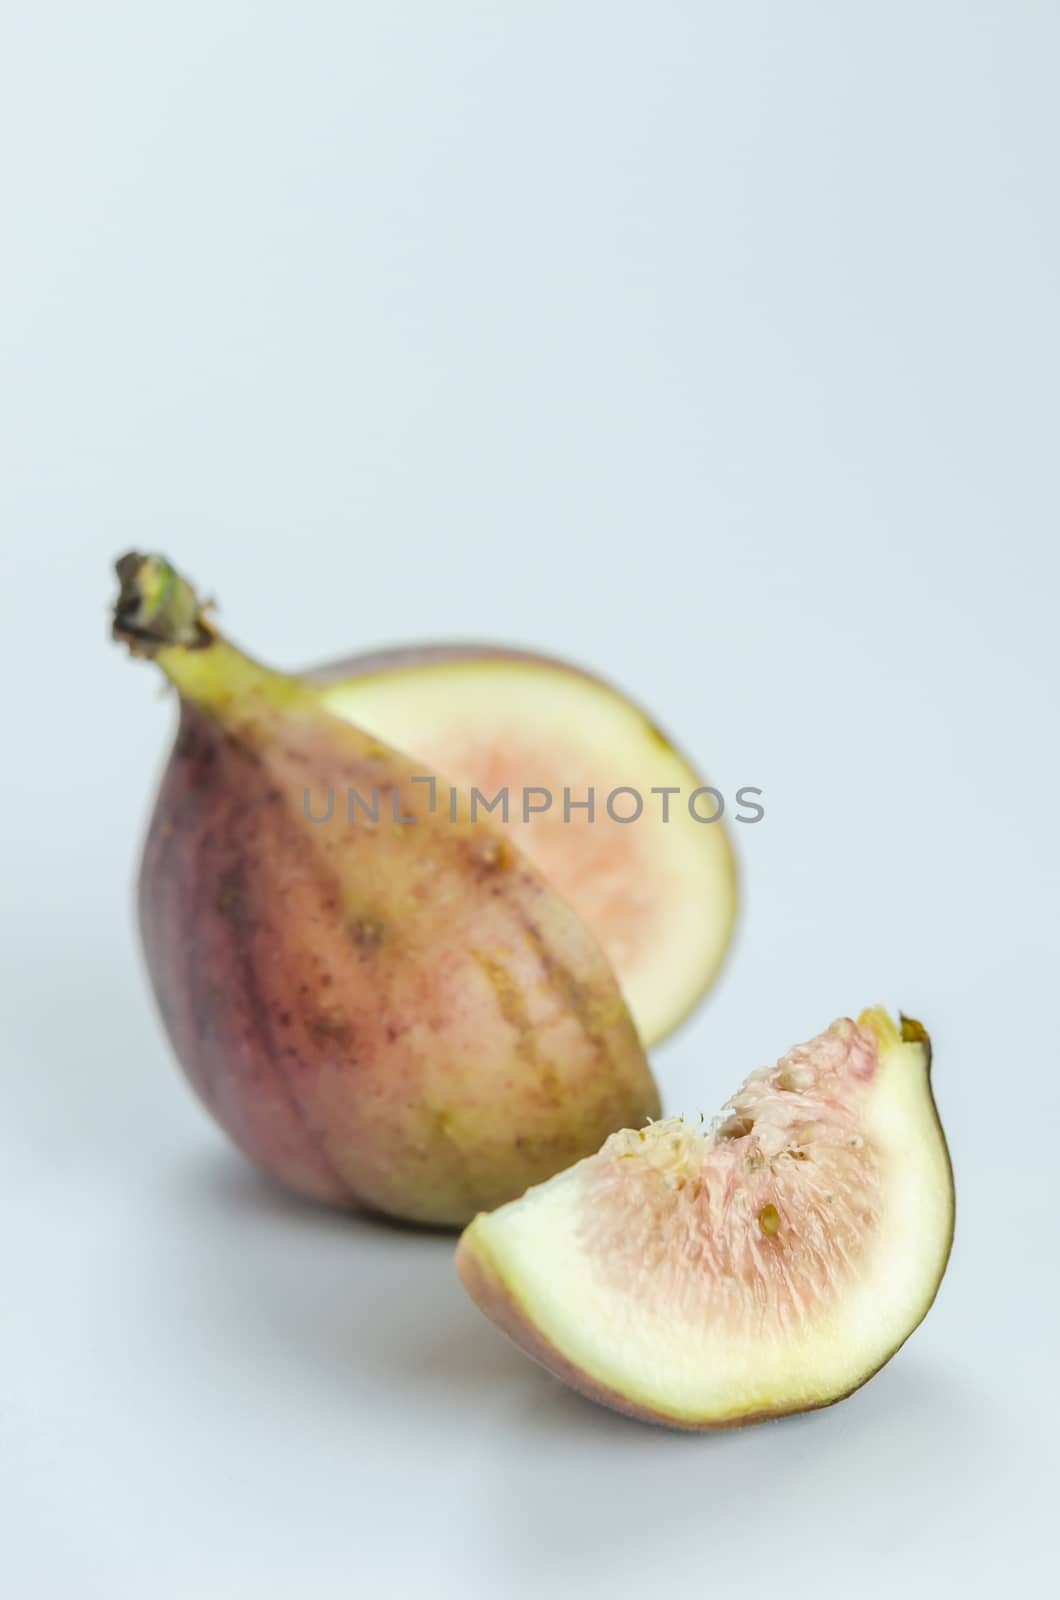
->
xmin=112 ymin=552 xmax=214 ymax=655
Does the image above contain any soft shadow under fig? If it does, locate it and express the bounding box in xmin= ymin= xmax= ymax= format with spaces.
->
xmin=474 ymin=1355 xmax=987 ymax=1586
xmin=172 ymin=1151 xmax=983 ymax=1481
xmin=188 ymin=1151 xmax=459 ymax=1235
xmin=173 ymin=1149 xmax=539 ymax=1402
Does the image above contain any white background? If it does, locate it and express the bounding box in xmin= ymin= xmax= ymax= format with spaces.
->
xmin=2 ymin=4 xmax=1057 ymax=1596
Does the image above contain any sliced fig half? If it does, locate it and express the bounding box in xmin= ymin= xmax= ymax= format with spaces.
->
xmin=456 ymin=1009 xmax=954 ymax=1429
xmin=311 ymin=646 xmax=737 ymax=1047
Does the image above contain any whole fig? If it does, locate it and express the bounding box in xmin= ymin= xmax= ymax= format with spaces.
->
xmin=115 ymin=554 xmax=660 ymax=1225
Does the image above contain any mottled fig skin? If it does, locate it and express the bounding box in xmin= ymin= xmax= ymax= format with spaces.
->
xmin=124 ymin=558 xmax=660 ymax=1226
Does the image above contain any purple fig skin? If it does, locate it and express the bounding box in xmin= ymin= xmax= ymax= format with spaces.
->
xmin=139 ymin=701 xmax=365 ymax=1210
xmin=120 ymin=557 xmax=660 ymax=1226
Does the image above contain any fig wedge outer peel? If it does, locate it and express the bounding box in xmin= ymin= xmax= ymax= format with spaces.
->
xmin=309 ymin=645 xmax=739 ymax=1049
xmin=114 ymin=553 xmax=661 ymax=1226
xmin=456 ymin=1009 xmax=955 ymax=1429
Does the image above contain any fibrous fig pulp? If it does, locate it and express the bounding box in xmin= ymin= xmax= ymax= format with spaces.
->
xmin=114 ymin=554 xmax=660 ymax=1225
xmin=312 ymin=648 xmax=738 ymax=1047
xmin=457 ymin=1009 xmax=954 ymax=1426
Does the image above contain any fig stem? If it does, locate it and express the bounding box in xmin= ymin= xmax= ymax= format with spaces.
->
xmin=112 ymin=551 xmax=310 ymax=720
xmin=113 ymin=553 xmax=214 ymax=653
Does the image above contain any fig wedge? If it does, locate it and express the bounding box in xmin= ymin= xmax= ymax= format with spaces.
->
xmin=457 ymin=1009 xmax=954 ymax=1427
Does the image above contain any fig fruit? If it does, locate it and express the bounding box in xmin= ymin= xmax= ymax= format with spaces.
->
xmin=114 ymin=554 xmax=660 ymax=1225
xmin=310 ymin=647 xmax=738 ymax=1047
xmin=456 ymin=1008 xmax=954 ymax=1427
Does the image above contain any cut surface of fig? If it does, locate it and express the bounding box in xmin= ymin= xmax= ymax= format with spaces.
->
xmin=456 ymin=1009 xmax=954 ymax=1428
xmin=314 ymin=647 xmax=737 ymax=1047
